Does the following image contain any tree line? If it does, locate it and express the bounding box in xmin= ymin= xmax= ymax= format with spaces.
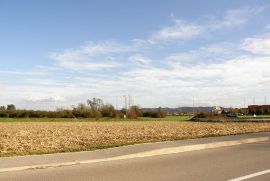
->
xmin=0 ymin=98 xmax=167 ymax=119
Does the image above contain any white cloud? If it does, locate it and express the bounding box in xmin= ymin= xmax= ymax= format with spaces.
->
xmin=3 ymin=51 xmax=270 ymax=109
xmin=151 ymin=6 xmax=267 ymax=42
xmin=210 ymin=7 xmax=254 ymax=30
xmin=81 ymin=41 xmax=136 ymax=55
xmin=151 ymin=19 xmax=203 ymax=41
xmin=241 ymin=36 xmax=270 ymax=55
xmin=27 ymin=96 xmax=66 ymax=103
xmin=208 ymin=5 xmax=269 ymax=32
xmin=50 ymin=41 xmax=140 ymax=71
xmin=199 ymin=44 xmax=231 ymax=54
xmin=165 ymin=43 xmax=237 ymax=65
xmin=0 ymin=70 xmax=47 ymax=76
xmin=121 ymin=54 xmax=270 ymax=107
xmin=128 ymin=54 xmax=151 ymax=66
xmin=53 ymin=57 xmax=121 ymax=71
xmin=49 ymin=5 xmax=269 ymax=72
xmin=165 ymin=52 xmax=198 ymax=65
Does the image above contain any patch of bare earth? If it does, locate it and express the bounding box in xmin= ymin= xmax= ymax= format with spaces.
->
xmin=0 ymin=121 xmax=270 ymax=156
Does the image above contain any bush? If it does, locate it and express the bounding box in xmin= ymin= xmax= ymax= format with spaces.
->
xmin=0 ymin=100 xmax=168 ymax=120
xmin=127 ymin=106 xmax=142 ymax=119
xmin=0 ymin=111 xmax=8 ymax=118
xmin=101 ymin=104 xmax=117 ymax=118
xmin=142 ymin=107 xmax=167 ymax=118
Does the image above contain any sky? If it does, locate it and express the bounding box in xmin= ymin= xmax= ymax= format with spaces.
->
xmin=1 ymin=0 xmax=270 ymax=110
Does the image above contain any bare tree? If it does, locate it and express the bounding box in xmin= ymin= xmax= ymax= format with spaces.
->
xmin=87 ymin=98 xmax=104 ymax=111
xmin=87 ymin=98 xmax=104 ymax=119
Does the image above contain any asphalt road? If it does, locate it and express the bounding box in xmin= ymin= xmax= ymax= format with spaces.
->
xmin=0 ymin=140 xmax=269 ymax=181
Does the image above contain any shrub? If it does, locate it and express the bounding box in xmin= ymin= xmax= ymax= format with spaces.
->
xmin=142 ymin=107 xmax=167 ymax=118
xmin=101 ymin=104 xmax=117 ymax=118
xmin=127 ymin=106 xmax=142 ymax=119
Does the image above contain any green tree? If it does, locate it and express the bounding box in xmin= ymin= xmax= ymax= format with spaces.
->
xmin=0 ymin=106 xmax=6 ymax=111
xmin=101 ymin=104 xmax=117 ymax=118
xmin=7 ymin=104 xmax=16 ymax=111
xmin=157 ymin=107 xmax=167 ymax=118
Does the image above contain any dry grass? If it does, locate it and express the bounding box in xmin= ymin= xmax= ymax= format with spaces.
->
xmin=1 ymin=121 xmax=270 ymax=157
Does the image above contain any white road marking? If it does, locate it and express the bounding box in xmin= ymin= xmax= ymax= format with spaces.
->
xmin=228 ymin=169 xmax=270 ymax=181
xmin=0 ymin=137 xmax=269 ymax=173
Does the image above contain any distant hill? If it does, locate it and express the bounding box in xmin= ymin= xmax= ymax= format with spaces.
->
xmin=141 ymin=107 xmax=228 ymax=114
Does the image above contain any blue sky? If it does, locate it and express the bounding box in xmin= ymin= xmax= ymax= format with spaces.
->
xmin=1 ymin=0 xmax=270 ymax=110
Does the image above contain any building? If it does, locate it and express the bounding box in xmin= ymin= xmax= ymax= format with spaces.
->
xmin=212 ymin=106 xmax=222 ymax=114
xmin=248 ymin=105 xmax=270 ymax=114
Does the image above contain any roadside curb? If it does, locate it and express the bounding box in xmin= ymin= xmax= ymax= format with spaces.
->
xmin=0 ymin=136 xmax=269 ymax=174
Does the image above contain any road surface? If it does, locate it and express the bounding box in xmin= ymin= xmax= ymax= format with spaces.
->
xmin=0 ymin=133 xmax=269 ymax=181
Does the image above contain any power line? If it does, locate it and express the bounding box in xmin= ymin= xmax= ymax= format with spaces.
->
xmin=192 ymin=97 xmax=195 ymax=115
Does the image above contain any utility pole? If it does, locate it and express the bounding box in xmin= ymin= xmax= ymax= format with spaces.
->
xmin=123 ymin=95 xmax=127 ymax=119
xmin=192 ymin=97 xmax=195 ymax=116
xmin=124 ymin=95 xmax=127 ymax=119
xmin=123 ymin=95 xmax=127 ymax=110
xmin=265 ymin=96 xmax=267 ymax=105
xmin=128 ymin=94 xmax=132 ymax=108
xmin=244 ymin=97 xmax=246 ymax=115
xmin=115 ymin=96 xmax=118 ymax=110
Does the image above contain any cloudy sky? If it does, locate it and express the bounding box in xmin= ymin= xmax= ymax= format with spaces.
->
xmin=1 ymin=0 xmax=270 ymax=110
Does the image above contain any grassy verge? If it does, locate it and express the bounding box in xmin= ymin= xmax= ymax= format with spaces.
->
xmin=238 ymin=115 xmax=270 ymax=119
xmin=0 ymin=115 xmax=193 ymax=122
xmin=0 ymin=121 xmax=270 ymax=157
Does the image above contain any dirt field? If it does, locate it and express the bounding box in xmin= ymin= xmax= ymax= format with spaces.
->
xmin=1 ymin=121 xmax=270 ymax=157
